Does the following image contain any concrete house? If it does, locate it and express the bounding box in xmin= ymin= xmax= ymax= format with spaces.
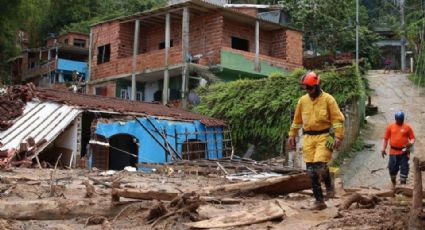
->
xmin=88 ymin=0 xmax=303 ymax=105
xmin=9 ymin=32 xmax=89 ymax=91
xmin=0 ymin=85 xmax=229 ymax=170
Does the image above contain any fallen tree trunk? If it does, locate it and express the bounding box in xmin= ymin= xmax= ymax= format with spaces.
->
xmin=112 ymin=188 xmax=179 ymax=202
xmin=200 ymin=173 xmax=311 ymax=195
xmin=0 ymin=199 xmax=121 ymax=220
xmin=409 ymin=157 xmax=424 ymax=230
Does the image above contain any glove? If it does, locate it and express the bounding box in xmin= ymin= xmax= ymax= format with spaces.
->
xmin=381 ymin=150 xmax=387 ymax=158
xmin=333 ymin=138 xmax=342 ymax=150
xmin=287 ymin=136 xmax=296 ymax=149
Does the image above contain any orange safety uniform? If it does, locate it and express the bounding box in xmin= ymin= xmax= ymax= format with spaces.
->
xmin=288 ymin=91 xmax=345 ymax=163
xmin=384 ymin=122 xmax=415 ymax=155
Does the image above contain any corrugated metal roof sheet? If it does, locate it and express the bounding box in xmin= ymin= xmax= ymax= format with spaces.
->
xmin=0 ymin=101 xmax=81 ymax=155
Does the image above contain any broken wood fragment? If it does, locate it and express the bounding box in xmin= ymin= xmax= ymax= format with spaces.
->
xmin=409 ymin=157 xmax=424 ymax=229
xmin=216 ymin=162 xmax=228 ymax=175
xmin=88 ymin=177 xmax=112 ymax=188
xmin=339 ymin=193 xmax=380 ymax=210
xmin=0 ymin=200 xmax=121 ymax=220
xmin=83 ymin=180 xmax=96 ymax=198
xmin=200 ymin=173 xmax=311 ymax=196
xmin=111 ymin=188 xmax=179 ymax=202
xmin=200 ymin=196 xmax=241 ymax=204
xmin=184 ymin=201 xmax=285 ymax=229
xmin=146 ymin=201 xmax=167 ymax=221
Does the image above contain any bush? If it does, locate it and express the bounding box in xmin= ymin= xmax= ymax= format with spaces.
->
xmin=193 ymin=65 xmax=366 ymax=159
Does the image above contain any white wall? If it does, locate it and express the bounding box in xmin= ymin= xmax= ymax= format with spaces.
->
xmin=144 ymin=81 xmax=159 ymax=102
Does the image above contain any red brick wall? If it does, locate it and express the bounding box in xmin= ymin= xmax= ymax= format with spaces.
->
xmin=271 ymin=29 xmax=286 ymax=59
xmin=285 ymin=30 xmax=303 ymax=66
xmin=222 ymin=18 xmax=272 ymax=56
xmin=88 ymin=81 xmax=116 ymax=97
xmin=90 ymin=11 xmax=302 ymax=81
xmin=91 ymin=12 xmax=224 ymax=80
xmin=46 ymin=33 xmax=89 ymax=47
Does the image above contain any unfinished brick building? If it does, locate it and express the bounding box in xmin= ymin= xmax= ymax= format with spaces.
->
xmin=88 ymin=0 xmax=303 ymax=105
xmin=9 ymin=32 xmax=89 ymax=91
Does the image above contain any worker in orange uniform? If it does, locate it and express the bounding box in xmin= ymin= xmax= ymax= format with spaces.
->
xmin=381 ymin=111 xmax=415 ymax=186
xmin=287 ymin=71 xmax=345 ymax=210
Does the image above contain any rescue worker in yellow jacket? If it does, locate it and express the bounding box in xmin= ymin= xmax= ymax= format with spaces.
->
xmin=287 ymin=71 xmax=345 ymax=210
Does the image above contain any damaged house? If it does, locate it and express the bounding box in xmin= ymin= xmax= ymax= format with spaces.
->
xmin=88 ymin=0 xmax=303 ymax=105
xmin=8 ymin=31 xmax=89 ymax=91
xmin=0 ymin=85 xmax=229 ymax=170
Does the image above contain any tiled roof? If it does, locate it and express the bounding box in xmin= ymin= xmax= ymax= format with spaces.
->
xmin=0 ymin=84 xmax=226 ymax=128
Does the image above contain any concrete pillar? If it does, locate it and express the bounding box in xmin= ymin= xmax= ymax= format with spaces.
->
xmin=255 ymin=20 xmax=260 ymax=71
xmin=131 ymin=19 xmax=140 ymax=101
xmin=163 ymin=13 xmax=171 ymax=105
xmin=181 ymin=7 xmax=189 ymax=109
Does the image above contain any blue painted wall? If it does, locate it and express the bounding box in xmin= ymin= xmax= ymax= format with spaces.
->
xmin=57 ymin=58 xmax=87 ymax=76
xmin=95 ymin=117 xmax=224 ymax=167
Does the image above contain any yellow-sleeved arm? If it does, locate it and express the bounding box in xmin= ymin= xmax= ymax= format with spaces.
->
xmin=288 ymin=99 xmax=303 ymax=137
xmin=328 ymin=97 xmax=345 ymax=140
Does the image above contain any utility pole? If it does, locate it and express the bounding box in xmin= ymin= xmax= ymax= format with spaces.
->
xmin=400 ymin=0 xmax=406 ymax=72
xmin=356 ymin=0 xmax=359 ymax=71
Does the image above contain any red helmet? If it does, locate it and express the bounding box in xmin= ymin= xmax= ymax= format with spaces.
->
xmin=301 ymin=72 xmax=320 ymax=86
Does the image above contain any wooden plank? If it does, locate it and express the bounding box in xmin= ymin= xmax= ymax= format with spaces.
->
xmin=111 ymin=188 xmax=179 ymax=202
xmin=409 ymin=157 xmax=424 ymax=229
xmin=200 ymin=173 xmax=311 ymax=196
xmin=185 ymin=202 xmax=285 ymax=228
xmin=0 ymin=200 xmax=121 ymax=220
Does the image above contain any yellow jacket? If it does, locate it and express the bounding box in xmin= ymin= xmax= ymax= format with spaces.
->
xmin=288 ymin=91 xmax=345 ymax=140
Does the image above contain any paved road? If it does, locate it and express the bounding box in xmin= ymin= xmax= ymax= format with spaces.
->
xmin=341 ymin=70 xmax=425 ymax=189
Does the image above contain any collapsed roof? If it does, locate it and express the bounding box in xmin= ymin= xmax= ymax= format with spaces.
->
xmin=0 ymin=84 xmax=226 ymax=130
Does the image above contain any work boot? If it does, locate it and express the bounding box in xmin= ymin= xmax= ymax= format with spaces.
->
xmin=310 ymin=201 xmax=327 ymax=211
xmin=326 ymin=190 xmax=335 ymax=199
xmin=390 ymin=176 xmax=396 ymax=189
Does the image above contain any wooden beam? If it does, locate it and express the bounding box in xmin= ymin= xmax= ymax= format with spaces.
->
xmin=409 ymin=157 xmax=424 ymax=229
xmin=185 ymin=202 xmax=284 ymax=228
xmin=120 ymin=8 xmax=182 ymax=24
xmin=199 ymin=173 xmax=311 ymax=196
xmin=112 ymin=188 xmax=179 ymax=202
xmin=0 ymin=200 xmax=121 ymax=220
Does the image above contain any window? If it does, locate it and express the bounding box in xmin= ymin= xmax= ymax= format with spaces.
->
xmin=120 ymin=89 xmax=129 ymax=100
xmin=158 ymin=40 xmax=173 ymax=49
xmin=73 ymin=39 xmax=86 ymax=47
xmin=64 ymin=39 xmax=69 ymax=45
xmin=95 ymin=87 xmax=107 ymax=96
xmin=182 ymin=139 xmax=206 ymax=160
xmin=97 ymin=44 xmax=111 ymax=64
xmin=231 ymin=37 xmax=249 ymax=51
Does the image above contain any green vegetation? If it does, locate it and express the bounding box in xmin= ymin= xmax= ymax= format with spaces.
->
xmin=0 ymin=0 xmax=167 ymax=82
xmin=193 ymin=65 xmax=366 ymax=159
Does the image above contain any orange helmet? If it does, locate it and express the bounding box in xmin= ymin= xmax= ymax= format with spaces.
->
xmin=301 ymin=72 xmax=320 ymax=86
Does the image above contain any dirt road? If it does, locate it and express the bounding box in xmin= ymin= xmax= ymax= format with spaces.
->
xmin=341 ymin=70 xmax=425 ymax=189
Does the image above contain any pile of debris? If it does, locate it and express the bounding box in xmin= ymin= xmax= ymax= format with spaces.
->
xmin=0 ymin=84 xmax=37 ymax=131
